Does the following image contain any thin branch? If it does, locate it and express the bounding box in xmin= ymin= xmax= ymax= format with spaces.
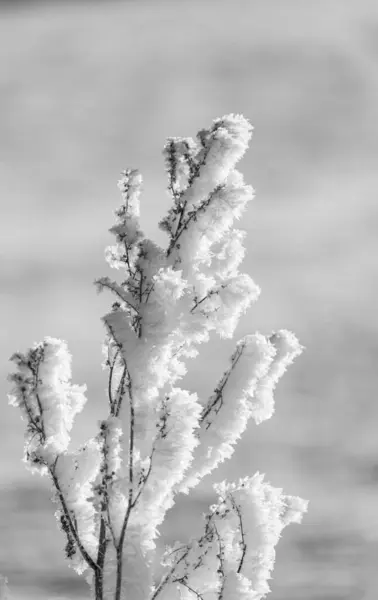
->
xmin=150 ymin=546 xmax=191 ymax=600
xmin=96 ymin=421 xmax=119 ymax=552
xmin=106 ymin=503 xmax=118 ymax=549
xmin=151 ymin=508 xmax=220 ymax=600
xmin=95 ymin=516 xmax=107 ymax=600
xmin=144 ymin=280 xmax=156 ymax=305
xmin=104 ymin=321 xmax=136 ymax=600
xmin=229 ymin=494 xmax=246 ymax=574
xmin=49 ymin=463 xmax=99 ymax=573
xmin=26 ymin=351 xmax=46 ymax=441
xmin=213 ymin=521 xmax=226 ymax=600
xmin=190 ymin=284 xmax=227 ymax=314
xmin=20 ymin=386 xmax=44 ymax=441
xmin=182 ymin=139 xmax=197 ymax=182
xmin=114 ymin=364 xmax=127 ymax=417
xmin=132 ymin=447 xmax=155 ymax=508
xmin=104 ymin=321 xmax=129 ymax=418
xmin=96 ymin=278 xmax=139 ymax=316
xmin=200 ymin=342 xmax=245 ymax=426
xmin=166 ymin=141 xmax=214 ymax=258
xmin=175 ymin=579 xmax=204 ymax=600
xmin=167 ymin=184 xmax=224 ymax=258
xmin=166 ymin=119 xmax=226 ymax=258
xmin=124 ymin=239 xmax=136 ymax=277
xmin=114 ymin=499 xmax=133 ymax=600
xmin=107 ymin=346 xmax=120 ymax=411
xmin=165 ymin=139 xmax=180 ymax=202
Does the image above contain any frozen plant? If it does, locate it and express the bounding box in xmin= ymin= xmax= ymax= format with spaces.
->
xmin=7 ymin=114 xmax=308 ymax=600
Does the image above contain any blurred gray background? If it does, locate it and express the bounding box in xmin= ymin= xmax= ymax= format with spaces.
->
xmin=1 ymin=0 xmax=378 ymax=598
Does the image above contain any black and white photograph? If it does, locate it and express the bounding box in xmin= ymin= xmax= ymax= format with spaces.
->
xmin=1 ymin=1 xmax=377 ymax=599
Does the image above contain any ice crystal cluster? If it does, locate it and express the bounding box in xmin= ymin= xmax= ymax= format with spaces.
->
xmin=6 ymin=114 xmax=308 ymax=600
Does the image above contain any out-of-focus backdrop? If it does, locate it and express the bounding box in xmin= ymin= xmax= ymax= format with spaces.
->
xmin=1 ymin=0 xmax=378 ymax=598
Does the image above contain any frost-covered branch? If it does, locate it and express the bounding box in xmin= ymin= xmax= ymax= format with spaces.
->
xmin=175 ymin=330 xmax=303 ymax=495
xmin=7 ymin=340 xmax=102 ymax=577
xmin=6 ymin=114 xmax=308 ymax=600
xmin=156 ymin=475 xmax=308 ymax=600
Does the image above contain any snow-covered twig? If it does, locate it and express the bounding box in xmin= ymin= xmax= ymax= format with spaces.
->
xmin=6 ymin=114 xmax=307 ymax=600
